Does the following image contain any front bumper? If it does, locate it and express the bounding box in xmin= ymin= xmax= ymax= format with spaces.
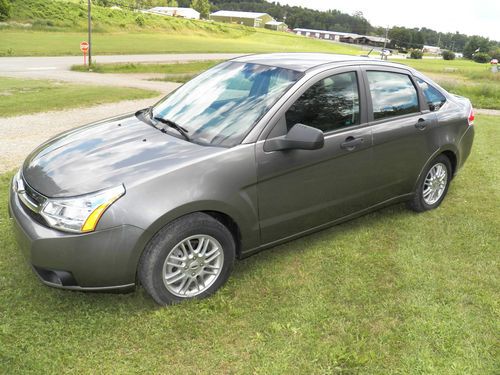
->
xmin=8 ymin=184 xmax=146 ymax=291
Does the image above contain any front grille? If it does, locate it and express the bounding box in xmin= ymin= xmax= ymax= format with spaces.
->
xmin=23 ymin=179 xmax=47 ymax=207
xmin=17 ymin=176 xmax=49 ymax=227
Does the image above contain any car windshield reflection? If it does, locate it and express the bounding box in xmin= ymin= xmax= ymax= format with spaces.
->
xmin=152 ymin=62 xmax=302 ymax=147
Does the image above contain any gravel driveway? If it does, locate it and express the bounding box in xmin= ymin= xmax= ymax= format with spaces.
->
xmin=0 ymin=95 xmax=166 ymax=173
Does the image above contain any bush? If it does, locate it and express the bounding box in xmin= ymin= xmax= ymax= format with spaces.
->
xmin=409 ymin=49 xmax=423 ymax=59
xmin=442 ymin=50 xmax=455 ymax=60
xmin=0 ymin=0 xmax=11 ymax=21
xmin=473 ymin=52 xmax=492 ymax=63
xmin=135 ymin=14 xmax=145 ymax=27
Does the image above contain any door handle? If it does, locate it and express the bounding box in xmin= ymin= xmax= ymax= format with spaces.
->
xmin=415 ymin=118 xmax=427 ymax=130
xmin=340 ymin=136 xmax=364 ymax=150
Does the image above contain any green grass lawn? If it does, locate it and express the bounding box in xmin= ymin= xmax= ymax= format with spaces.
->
xmin=0 ymin=116 xmax=498 ymax=374
xmin=399 ymin=58 xmax=493 ymax=76
xmin=0 ymin=77 xmax=159 ymax=117
xmin=2 ymin=0 xmax=363 ymax=57
xmin=399 ymin=59 xmax=500 ymax=109
xmin=0 ymin=30 xmax=363 ymax=57
xmin=72 ymin=60 xmax=224 ymax=84
xmin=71 ymin=57 xmax=500 ymax=109
xmin=71 ymin=60 xmax=223 ymax=74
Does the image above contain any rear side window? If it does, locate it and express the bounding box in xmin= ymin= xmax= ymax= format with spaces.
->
xmin=286 ymin=71 xmax=360 ymax=133
xmin=416 ymin=77 xmax=447 ymax=111
xmin=367 ymin=71 xmax=419 ymax=120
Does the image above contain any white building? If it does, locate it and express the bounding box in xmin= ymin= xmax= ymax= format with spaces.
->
xmin=293 ymin=28 xmax=358 ymax=41
xmin=423 ymin=45 xmax=441 ymax=54
xmin=146 ymin=7 xmax=200 ymax=20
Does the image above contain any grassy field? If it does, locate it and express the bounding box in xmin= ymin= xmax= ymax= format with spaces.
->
xmin=0 ymin=77 xmax=159 ymax=117
xmin=0 ymin=30 xmax=363 ymax=57
xmin=7 ymin=0 xmax=258 ymax=33
xmin=0 ymin=0 xmax=362 ymax=57
xmin=71 ymin=60 xmax=222 ymax=74
xmin=72 ymin=60 xmax=223 ymax=83
xmin=0 ymin=116 xmax=498 ymax=374
xmin=71 ymin=57 xmax=500 ymax=109
xmin=400 ymin=58 xmax=494 ymax=76
xmin=399 ymin=59 xmax=500 ymax=109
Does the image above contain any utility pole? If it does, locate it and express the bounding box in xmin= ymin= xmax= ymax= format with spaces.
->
xmin=381 ymin=25 xmax=389 ymax=60
xmin=88 ymin=0 xmax=92 ymax=68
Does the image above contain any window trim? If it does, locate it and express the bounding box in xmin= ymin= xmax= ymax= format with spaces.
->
xmin=415 ymin=76 xmax=447 ymax=112
xmin=361 ymin=66 xmax=427 ymax=124
xmin=285 ymin=71 xmax=362 ymax=134
xmin=259 ymin=66 xmax=369 ymax=141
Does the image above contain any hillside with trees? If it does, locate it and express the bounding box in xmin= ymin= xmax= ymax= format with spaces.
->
xmin=1 ymin=0 xmax=498 ymax=57
xmin=207 ymin=0 xmax=498 ymax=55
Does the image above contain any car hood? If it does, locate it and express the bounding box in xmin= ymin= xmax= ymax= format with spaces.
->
xmin=22 ymin=113 xmax=222 ymax=197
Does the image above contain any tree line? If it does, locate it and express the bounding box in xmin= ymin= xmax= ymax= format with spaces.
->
xmin=208 ymin=0 xmax=499 ymax=57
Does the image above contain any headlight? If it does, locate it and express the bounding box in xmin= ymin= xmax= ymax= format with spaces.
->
xmin=41 ymin=185 xmax=125 ymax=233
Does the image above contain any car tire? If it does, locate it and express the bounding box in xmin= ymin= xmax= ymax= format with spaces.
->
xmin=138 ymin=213 xmax=235 ymax=305
xmin=407 ymin=154 xmax=452 ymax=213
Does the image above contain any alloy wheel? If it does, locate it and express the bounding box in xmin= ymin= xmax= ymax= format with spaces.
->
xmin=422 ymin=162 xmax=448 ymax=205
xmin=162 ymin=235 xmax=224 ymax=298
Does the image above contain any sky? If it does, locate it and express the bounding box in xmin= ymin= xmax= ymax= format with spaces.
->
xmin=275 ymin=0 xmax=500 ymax=41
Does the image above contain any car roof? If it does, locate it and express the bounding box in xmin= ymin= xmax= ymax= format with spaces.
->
xmin=232 ymin=53 xmax=413 ymax=73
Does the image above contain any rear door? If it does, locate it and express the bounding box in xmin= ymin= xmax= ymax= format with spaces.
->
xmin=256 ymin=68 xmax=378 ymax=244
xmin=363 ymin=67 xmax=439 ymax=202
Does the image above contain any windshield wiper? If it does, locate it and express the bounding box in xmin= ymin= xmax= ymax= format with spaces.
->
xmin=154 ymin=116 xmax=190 ymax=141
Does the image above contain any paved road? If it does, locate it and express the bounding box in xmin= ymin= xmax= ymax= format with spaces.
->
xmin=0 ymin=53 xmax=244 ymax=73
xmin=0 ymin=53 xmax=242 ymax=91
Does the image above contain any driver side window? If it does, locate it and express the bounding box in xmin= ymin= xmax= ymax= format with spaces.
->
xmin=285 ymin=72 xmax=360 ymax=133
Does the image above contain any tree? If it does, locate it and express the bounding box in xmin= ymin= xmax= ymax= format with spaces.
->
xmin=463 ymin=36 xmax=491 ymax=59
xmin=166 ymin=0 xmax=178 ymax=6
xmin=0 ymin=0 xmax=11 ymax=21
xmin=488 ymin=47 xmax=500 ymax=60
xmin=191 ymin=0 xmax=210 ymax=18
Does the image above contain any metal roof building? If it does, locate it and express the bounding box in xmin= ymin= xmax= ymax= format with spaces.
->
xmin=146 ymin=7 xmax=200 ymax=20
xmin=210 ymin=10 xmax=274 ymax=28
xmin=294 ymin=28 xmax=389 ymax=47
xmin=294 ymin=28 xmax=358 ymax=41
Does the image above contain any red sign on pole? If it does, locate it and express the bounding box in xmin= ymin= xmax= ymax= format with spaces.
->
xmin=80 ymin=41 xmax=89 ymax=66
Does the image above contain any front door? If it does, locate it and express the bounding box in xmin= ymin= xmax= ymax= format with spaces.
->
xmin=256 ymin=70 xmax=377 ymax=244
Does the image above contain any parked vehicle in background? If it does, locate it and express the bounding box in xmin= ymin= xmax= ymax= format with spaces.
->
xmin=9 ymin=54 xmax=475 ymax=305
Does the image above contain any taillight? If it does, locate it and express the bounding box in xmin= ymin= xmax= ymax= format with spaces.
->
xmin=468 ymin=108 xmax=475 ymax=126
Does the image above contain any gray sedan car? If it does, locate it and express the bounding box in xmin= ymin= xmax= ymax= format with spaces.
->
xmin=9 ymin=53 xmax=474 ymax=305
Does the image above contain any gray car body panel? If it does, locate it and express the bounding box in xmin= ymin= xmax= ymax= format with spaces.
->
xmin=9 ymin=53 xmax=475 ymax=289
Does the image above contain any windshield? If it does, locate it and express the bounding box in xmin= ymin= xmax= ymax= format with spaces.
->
xmin=151 ymin=61 xmax=302 ymax=147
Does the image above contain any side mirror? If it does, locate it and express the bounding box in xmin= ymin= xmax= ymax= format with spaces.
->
xmin=265 ymin=123 xmax=324 ymax=152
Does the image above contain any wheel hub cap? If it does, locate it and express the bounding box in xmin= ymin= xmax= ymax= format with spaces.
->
xmin=162 ymin=235 xmax=224 ymax=298
xmin=422 ymin=162 xmax=447 ymax=205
